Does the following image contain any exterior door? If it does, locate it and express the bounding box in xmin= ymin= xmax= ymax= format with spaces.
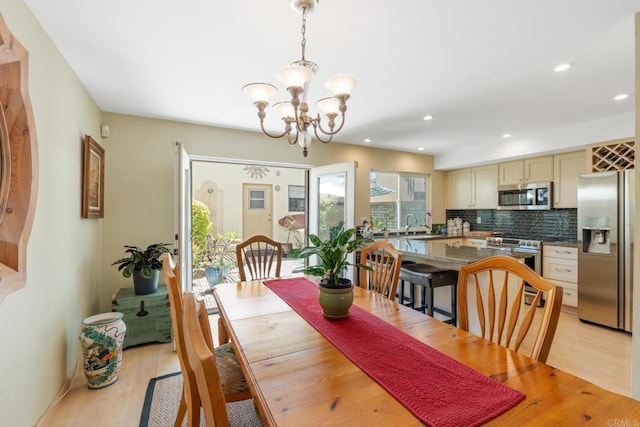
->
xmin=242 ymin=183 xmax=273 ymax=239
xmin=173 ymin=141 xmax=192 ymax=291
xmin=309 ymin=161 xmax=356 ymax=280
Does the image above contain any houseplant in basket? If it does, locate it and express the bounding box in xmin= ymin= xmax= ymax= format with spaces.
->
xmin=288 ymin=226 xmax=372 ymax=319
xmin=197 ymin=231 xmax=238 ymax=286
xmin=112 ymin=243 xmax=171 ymax=295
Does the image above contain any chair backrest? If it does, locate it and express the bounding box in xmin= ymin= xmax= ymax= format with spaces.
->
xmin=235 ymin=234 xmax=282 ymax=281
xmin=182 ymin=292 xmax=230 ymax=427
xmin=456 ymin=255 xmax=563 ymax=363
xmin=162 ymin=253 xmax=210 ymax=427
xmin=358 ymin=241 xmax=403 ymax=300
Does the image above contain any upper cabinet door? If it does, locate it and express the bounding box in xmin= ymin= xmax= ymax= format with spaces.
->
xmin=446 ymin=168 xmax=471 ymax=209
xmin=499 ymin=160 xmax=525 ymax=185
xmin=472 ymin=164 xmax=499 ymax=209
xmin=499 ymin=156 xmax=553 ymax=185
xmin=446 ymin=165 xmax=498 ymax=210
xmin=525 ymin=156 xmax=553 ymax=182
xmin=553 ymin=151 xmax=587 ymax=208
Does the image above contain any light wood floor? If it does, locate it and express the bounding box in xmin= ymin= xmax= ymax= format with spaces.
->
xmin=39 ymin=308 xmax=633 ymax=426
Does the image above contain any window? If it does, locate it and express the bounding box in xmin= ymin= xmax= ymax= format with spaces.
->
xmin=370 ymin=171 xmax=430 ymax=231
xmin=248 ymin=188 xmax=266 ymax=209
xmin=288 ymin=185 xmax=305 ymax=212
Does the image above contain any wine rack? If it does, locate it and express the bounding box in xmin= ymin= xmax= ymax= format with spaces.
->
xmin=591 ymin=140 xmax=634 ymax=172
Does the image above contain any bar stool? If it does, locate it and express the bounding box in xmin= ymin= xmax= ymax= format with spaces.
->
xmin=396 ymin=260 xmax=416 ymax=306
xmin=399 ymin=263 xmax=458 ymax=325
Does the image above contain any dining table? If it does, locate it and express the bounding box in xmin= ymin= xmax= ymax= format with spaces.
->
xmin=213 ymin=276 xmax=640 ymax=426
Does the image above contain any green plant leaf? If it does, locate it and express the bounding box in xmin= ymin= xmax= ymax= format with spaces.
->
xmin=309 ymin=234 xmax=323 ymax=247
xmin=112 ymin=243 xmax=172 ymax=278
xmin=287 ymin=226 xmax=373 ymax=287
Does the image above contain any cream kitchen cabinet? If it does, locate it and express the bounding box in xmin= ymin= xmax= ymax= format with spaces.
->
xmin=499 ymin=156 xmax=553 ymax=185
xmin=543 ymin=244 xmax=578 ymax=307
xmin=553 ymin=151 xmax=587 ymax=208
xmin=446 ymin=164 xmax=498 ymax=209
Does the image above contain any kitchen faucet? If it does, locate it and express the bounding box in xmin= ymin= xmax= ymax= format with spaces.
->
xmin=405 ymin=213 xmax=417 ymax=235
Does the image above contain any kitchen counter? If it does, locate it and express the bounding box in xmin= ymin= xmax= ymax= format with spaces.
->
xmin=384 ymin=237 xmax=532 ymax=269
xmin=401 ymin=234 xmax=453 ymax=241
xmin=380 ymin=232 xmax=493 ymax=241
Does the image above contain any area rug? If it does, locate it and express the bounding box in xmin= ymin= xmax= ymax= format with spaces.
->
xmin=139 ymin=372 xmax=263 ymax=427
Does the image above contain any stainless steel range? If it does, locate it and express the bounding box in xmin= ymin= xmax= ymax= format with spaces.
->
xmin=485 ymin=237 xmax=544 ymax=306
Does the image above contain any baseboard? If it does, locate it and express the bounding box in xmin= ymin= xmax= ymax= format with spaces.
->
xmin=35 ymin=356 xmax=83 ymax=426
xmin=561 ymin=305 xmax=577 ymax=315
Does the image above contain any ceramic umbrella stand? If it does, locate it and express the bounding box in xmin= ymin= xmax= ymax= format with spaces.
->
xmin=79 ymin=312 xmax=126 ymax=389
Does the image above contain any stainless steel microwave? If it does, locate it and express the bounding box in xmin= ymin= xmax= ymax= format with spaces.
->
xmin=497 ymin=182 xmax=552 ymax=210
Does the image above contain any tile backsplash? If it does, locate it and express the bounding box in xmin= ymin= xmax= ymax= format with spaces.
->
xmin=445 ymin=209 xmax=577 ymax=242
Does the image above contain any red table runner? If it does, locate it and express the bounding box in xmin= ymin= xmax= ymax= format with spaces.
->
xmin=263 ymin=277 xmax=525 ymax=427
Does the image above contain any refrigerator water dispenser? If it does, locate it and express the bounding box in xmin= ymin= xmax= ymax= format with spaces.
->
xmin=582 ymin=228 xmax=611 ymax=254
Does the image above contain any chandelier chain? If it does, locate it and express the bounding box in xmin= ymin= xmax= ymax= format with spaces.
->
xmin=300 ymin=8 xmax=307 ymax=61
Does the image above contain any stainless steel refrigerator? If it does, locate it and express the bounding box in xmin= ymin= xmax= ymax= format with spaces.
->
xmin=577 ymin=170 xmax=634 ymax=332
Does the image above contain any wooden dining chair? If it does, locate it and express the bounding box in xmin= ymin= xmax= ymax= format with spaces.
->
xmin=358 ymin=241 xmax=403 ymax=300
xmin=162 ymin=254 xmax=251 ymax=427
xmin=182 ymin=292 xmax=263 ymax=427
xmin=217 ymin=235 xmax=284 ymax=345
xmin=456 ymin=255 xmax=563 ymax=363
xmin=235 ymin=234 xmax=283 ymax=282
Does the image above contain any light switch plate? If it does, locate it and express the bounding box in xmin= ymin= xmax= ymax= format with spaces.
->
xmin=477 ymin=217 xmax=481 ymax=224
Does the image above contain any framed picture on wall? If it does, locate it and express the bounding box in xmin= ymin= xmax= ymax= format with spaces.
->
xmin=81 ymin=135 xmax=105 ymax=218
xmin=288 ymin=185 xmax=305 ymax=212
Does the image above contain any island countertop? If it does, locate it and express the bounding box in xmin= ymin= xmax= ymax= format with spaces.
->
xmin=383 ymin=237 xmax=531 ymax=269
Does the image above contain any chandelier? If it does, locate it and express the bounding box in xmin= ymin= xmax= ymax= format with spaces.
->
xmin=242 ymin=0 xmax=356 ymax=157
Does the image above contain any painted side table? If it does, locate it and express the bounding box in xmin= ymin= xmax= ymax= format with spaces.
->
xmin=111 ymin=285 xmax=171 ymax=348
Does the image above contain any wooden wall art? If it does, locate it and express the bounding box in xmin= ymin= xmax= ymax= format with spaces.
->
xmin=81 ymin=135 xmax=104 ymax=218
xmin=0 ymin=13 xmax=39 ymax=302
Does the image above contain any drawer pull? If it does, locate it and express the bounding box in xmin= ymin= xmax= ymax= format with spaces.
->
xmin=137 ymin=301 xmax=149 ymax=317
xmin=555 ymin=268 xmax=573 ymax=273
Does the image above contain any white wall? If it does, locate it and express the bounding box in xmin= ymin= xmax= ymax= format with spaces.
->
xmin=0 ymin=1 xmax=103 ymax=425
xmin=191 ymin=162 xmax=307 ymax=243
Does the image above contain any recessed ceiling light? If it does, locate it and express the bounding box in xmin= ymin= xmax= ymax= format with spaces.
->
xmin=614 ymin=93 xmax=629 ymax=101
xmin=364 ymin=138 xmax=372 ymax=143
xmin=554 ymin=63 xmax=572 ymax=72
xmin=423 ymin=115 xmax=433 ymax=121
xmin=417 ymin=147 xmax=425 ymax=151
xmin=502 ymin=134 xmax=512 ymax=138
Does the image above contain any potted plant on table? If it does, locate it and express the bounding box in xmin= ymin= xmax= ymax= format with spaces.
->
xmin=288 ymin=226 xmax=372 ymax=319
xmin=112 ymin=243 xmax=172 ymax=295
xmin=197 ymin=231 xmax=238 ymax=286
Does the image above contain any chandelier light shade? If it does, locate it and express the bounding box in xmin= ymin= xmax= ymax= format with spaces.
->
xmin=242 ymin=0 xmax=356 ymax=157
xmin=243 ymin=83 xmax=277 ymax=104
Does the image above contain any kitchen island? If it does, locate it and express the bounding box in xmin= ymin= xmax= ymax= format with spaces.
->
xmin=383 ymin=236 xmax=532 ymax=269
xmin=380 ymin=236 xmax=537 ymax=335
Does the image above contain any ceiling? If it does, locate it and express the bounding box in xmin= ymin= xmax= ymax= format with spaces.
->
xmin=23 ymin=0 xmax=639 ymax=169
